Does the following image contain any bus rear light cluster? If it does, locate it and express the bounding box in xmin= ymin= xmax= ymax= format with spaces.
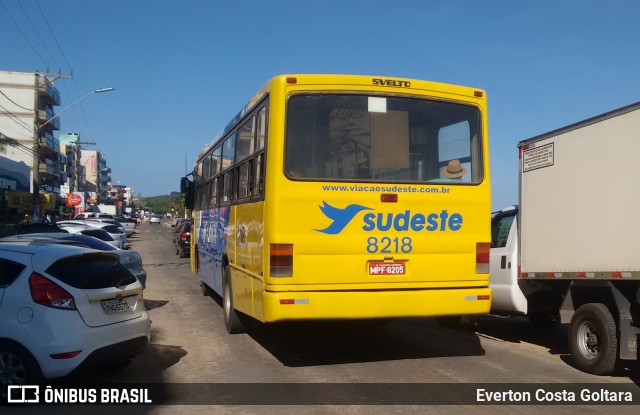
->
xmin=270 ymin=244 xmax=293 ymax=277
xmin=476 ymin=243 xmax=490 ymax=274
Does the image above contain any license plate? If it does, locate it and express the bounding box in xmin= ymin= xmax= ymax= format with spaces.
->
xmin=368 ymin=262 xmax=406 ymax=275
xmin=101 ymin=298 xmax=131 ymax=314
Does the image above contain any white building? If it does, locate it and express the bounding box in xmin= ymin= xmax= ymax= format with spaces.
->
xmin=0 ymin=70 xmax=63 ymax=217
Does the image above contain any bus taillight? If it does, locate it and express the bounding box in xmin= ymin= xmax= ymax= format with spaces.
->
xmin=270 ymin=244 xmax=293 ymax=277
xmin=476 ymin=242 xmax=490 ymax=274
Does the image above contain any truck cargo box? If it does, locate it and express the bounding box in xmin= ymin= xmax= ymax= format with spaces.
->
xmin=518 ymin=103 xmax=640 ymax=277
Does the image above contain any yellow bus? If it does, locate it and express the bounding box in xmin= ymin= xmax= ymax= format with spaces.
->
xmin=182 ymin=74 xmax=492 ymax=333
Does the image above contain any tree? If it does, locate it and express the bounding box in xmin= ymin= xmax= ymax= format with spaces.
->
xmin=0 ymin=132 xmax=18 ymax=152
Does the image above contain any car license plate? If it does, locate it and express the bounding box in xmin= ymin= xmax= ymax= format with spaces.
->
xmin=368 ymin=262 xmax=406 ymax=275
xmin=101 ymin=298 xmax=131 ymax=314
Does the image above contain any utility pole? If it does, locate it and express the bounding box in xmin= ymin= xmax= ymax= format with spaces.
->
xmin=31 ymin=81 xmax=113 ymax=221
xmin=31 ymin=72 xmax=73 ymax=222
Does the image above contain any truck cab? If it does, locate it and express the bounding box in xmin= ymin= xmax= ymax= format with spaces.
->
xmin=489 ymin=205 xmax=527 ymax=315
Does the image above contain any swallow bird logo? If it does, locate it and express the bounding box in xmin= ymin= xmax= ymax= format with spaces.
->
xmin=315 ymin=201 xmax=373 ymax=234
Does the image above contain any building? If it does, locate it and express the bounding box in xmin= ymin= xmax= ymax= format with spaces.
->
xmin=0 ymin=70 xmax=63 ymax=219
xmin=59 ymin=132 xmax=79 ymax=194
xmin=78 ymin=148 xmax=110 ymax=204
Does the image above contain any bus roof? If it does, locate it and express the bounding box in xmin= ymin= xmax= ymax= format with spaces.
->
xmin=196 ymin=74 xmax=486 ymax=162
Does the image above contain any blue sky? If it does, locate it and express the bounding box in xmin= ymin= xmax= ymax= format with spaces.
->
xmin=2 ymin=0 xmax=639 ymax=209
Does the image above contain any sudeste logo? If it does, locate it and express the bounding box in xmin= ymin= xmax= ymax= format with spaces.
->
xmin=315 ymin=201 xmax=373 ymax=234
xmin=315 ymin=201 xmax=463 ymax=234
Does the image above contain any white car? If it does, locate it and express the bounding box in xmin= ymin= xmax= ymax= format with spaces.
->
xmin=0 ymin=242 xmax=150 ymax=385
xmin=149 ymin=215 xmax=161 ymax=224
xmin=58 ymin=220 xmax=128 ymax=249
xmin=0 ymin=234 xmax=147 ymax=288
xmin=56 ymin=222 xmax=121 ymax=249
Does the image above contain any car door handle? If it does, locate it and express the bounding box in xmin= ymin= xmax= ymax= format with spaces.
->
xmin=501 ymin=255 xmax=507 ymax=269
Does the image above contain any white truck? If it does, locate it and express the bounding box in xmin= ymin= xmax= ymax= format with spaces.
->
xmin=96 ymin=204 xmax=118 ymax=216
xmin=490 ymin=102 xmax=640 ymax=375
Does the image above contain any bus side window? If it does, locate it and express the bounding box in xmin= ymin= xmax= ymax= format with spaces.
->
xmin=237 ymin=161 xmax=250 ymax=199
xmin=256 ymin=107 xmax=266 ymax=151
xmin=209 ymin=178 xmax=217 ymax=206
xmin=216 ymin=175 xmax=224 ymax=205
xmin=253 ymin=153 xmax=264 ymax=197
xmin=237 ymin=116 xmax=255 ymax=162
xmin=195 ymin=182 xmax=203 ymax=209
xmin=223 ymin=171 xmax=234 ymax=203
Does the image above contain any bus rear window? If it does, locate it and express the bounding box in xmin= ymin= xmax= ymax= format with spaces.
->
xmin=285 ymin=94 xmax=483 ymax=184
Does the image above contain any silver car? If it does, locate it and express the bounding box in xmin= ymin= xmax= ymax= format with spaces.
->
xmin=57 ymin=222 xmax=120 ymax=249
xmin=58 ymin=220 xmax=128 ymax=249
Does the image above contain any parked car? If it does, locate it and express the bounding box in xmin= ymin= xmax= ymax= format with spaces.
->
xmin=0 ymin=242 xmax=150 ymax=385
xmin=74 ymin=212 xmax=114 ymax=220
xmin=172 ymin=218 xmax=191 ymax=243
xmin=56 ymin=223 xmax=121 ymax=249
xmin=112 ymin=216 xmax=136 ymax=237
xmin=0 ymin=234 xmax=147 ymax=288
xmin=58 ymin=220 xmax=129 ymax=249
xmin=175 ymin=221 xmax=191 ymax=258
xmin=0 ymin=222 xmax=67 ymax=238
xmin=149 ymin=215 xmax=161 ymax=224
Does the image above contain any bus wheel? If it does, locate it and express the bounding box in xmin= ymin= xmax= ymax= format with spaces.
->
xmin=569 ymin=303 xmax=618 ymax=375
xmin=223 ymin=265 xmax=246 ymax=334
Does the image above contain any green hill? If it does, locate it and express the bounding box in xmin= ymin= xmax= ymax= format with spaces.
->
xmin=141 ymin=192 xmax=185 ymax=215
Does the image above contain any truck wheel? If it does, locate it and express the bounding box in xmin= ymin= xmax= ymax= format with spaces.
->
xmin=569 ymin=303 xmax=618 ymax=375
xmin=223 ymin=265 xmax=246 ymax=334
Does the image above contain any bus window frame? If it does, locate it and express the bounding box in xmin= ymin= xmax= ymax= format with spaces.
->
xmin=282 ymin=92 xmax=483 ymax=185
xmin=194 ymin=99 xmax=269 ymax=209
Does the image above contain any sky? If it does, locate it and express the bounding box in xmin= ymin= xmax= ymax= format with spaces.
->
xmin=1 ymin=0 xmax=639 ymax=209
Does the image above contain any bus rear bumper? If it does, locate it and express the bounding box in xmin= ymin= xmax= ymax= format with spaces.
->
xmin=261 ymin=288 xmax=491 ymax=322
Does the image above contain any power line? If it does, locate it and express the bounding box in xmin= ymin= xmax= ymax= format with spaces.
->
xmin=0 ymin=89 xmax=34 ymax=111
xmin=0 ymin=102 xmax=34 ymax=134
xmin=34 ymin=0 xmax=73 ymax=70
xmin=16 ymin=0 xmax=62 ymax=70
xmin=0 ymin=1 xmax=48 ymax=66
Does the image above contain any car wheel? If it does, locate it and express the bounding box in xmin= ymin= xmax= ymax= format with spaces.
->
xmin=0 ymin=342 xmax=43 ymax=387
xmin=223 ymin=264 xmax=246 ymax=334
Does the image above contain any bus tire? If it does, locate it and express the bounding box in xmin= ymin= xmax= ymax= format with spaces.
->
xmin=223 ymin=265 xmax=246 ymax=334
xmin=569 ymin=303 xmax=618 ymax=375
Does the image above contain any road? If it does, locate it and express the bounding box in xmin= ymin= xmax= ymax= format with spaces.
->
xmin=10 ymin=219 xmax=639 ymax=414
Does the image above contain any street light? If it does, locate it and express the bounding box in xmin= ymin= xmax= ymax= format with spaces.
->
xmin=32 ymin=87 xmax=114 ymax=221
xmin=38 ymin=88 xmax=115 ymax=130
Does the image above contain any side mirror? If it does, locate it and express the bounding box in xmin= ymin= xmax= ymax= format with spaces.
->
xmin=181 ymin=176 xmax=195 ymax=211
xmin=180 ymin=177 xmax=189 ymax=193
